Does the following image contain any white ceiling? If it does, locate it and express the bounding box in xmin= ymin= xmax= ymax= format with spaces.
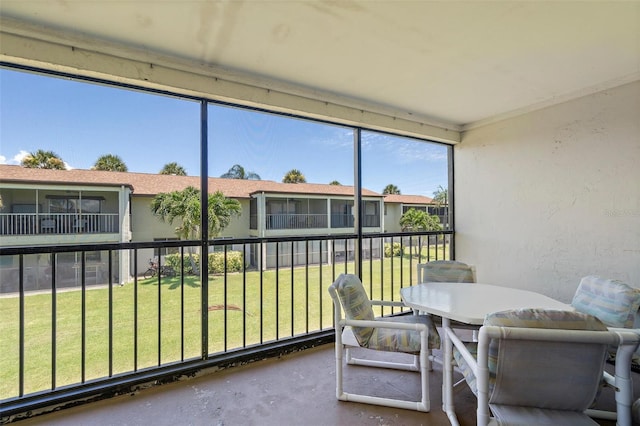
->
xmin=1 ymin=1 xmax=639 ymax=130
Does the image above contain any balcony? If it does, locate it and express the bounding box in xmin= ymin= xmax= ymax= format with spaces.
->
xmin=0 ymin=232 xmax=449 ymax=420
xmin=0 ymin=213 xmax=119 ymax=236
xmin=1 ymin=232 xmax=629 ymax=425
xmin=0 ymin=3 xmax=637 ymax=424
xmin=266 ymin=213 xmax=328 ymax=230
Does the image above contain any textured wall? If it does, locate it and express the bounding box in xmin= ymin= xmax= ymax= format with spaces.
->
xmin=455 ymin=80 xmax=640 ymax=302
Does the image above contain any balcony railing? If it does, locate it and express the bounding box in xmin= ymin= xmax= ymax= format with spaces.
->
xmin=251 ymin=213 xmax=381 ymax=231
xmin=266 ymin=213 xmax=328 ymax=230
xmin=0 ymin=231 xmax=452 ymax=420
xmin=330 ymin=214 xmax=380 ymax=228
xmin=0 ymin=213 xmax=119 ymax=235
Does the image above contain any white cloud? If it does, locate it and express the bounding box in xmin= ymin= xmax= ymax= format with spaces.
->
xmin=0 ymin=150 xmax=29 ymax=165
xmin=13 ymin=150 xmax=30 ymax=164
xmin=1 ymin=150 xmax=74 ymax=169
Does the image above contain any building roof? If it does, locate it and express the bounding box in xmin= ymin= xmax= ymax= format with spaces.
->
xmin=0 ymin=165 xmax=381 ymax=199
xmin=383 ymin=194 xmax=434 ymax=205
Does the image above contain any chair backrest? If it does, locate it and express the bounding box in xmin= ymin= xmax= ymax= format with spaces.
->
xmin=482 ymin=308 xmax=609 ymax=410
xmin=328 ymin=274 xmax=375 ymax=346
xmin=417 ymin=260 xmax=475 ymax=284
xmin=571 ymin=275 xmax=640 ymax=329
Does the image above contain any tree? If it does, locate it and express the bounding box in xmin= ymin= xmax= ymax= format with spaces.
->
xmin=160 ymin=162 xmax=187 ymax=176
xmin=150 ymin=186 xmax=241 ymax=272
xmin=432 ymin=185 xmax=449 ymax=228
xmin=329 ymin=180 xmax=341 ymax=185
xmin=282 ymin=169 xmax=306 ymax=183
xmin=399 ymin=208 xmax=441 ymax=256
xmin=93 ymin=154 xmax=128 ymax=172
xmin=220 ymin=164 xmax=260 ymax=180
xmin=400 ymin=208 xmax=441 ymax=232
xmin=21 ymin=149 xmax=66 ymax=169
xmin=382 ymin=184 xmax=400 ymax=195
xmin=432 ymin=185 xmax=448 ymax=205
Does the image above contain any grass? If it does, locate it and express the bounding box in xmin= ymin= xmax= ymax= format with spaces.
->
xmin=0 ymin=247 xmax=447 ymax=399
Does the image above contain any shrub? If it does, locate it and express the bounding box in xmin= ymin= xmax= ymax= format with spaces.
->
xmin=164 ymin=252 xmax=199 ymax=275
xmin=384 ymin=242 xmax=403 ymax=257
xmin=209 ymin=251 xmax=244 ymax=274
xmin=164 ymin=251 xmax=244 ymax=274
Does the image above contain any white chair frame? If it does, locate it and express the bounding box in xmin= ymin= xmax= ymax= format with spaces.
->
xmin=450 ymin=325 xmax=640 ymax=426
xmin=416 ymin=261 xmax=477 ymax=382
xmin=329 ymin=288 xmax=431 ymax=412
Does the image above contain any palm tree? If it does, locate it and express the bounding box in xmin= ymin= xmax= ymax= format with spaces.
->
xmin=220 ymin=164 xmax=260 ymax=180
xmin=21 ymin=149 xmax=66 ymax=169
xmin=160 ymin=162 xmax=187 ymax=176
xmin=329 ymin=180 xmax=341 ymax=185
xmin=92 ymin=154 xmax=128 ymax=172
xmin=150 ymin=186 xmax=241 ymax=272
xmin=282 ymin=169 xmax=306 ymax=183
xmin=432 ymin=185 xmax=449 ymax=228
xmin=432 ymin=185 xmax=448 ymax=205
xmin=382 ymin=184 xmax=400 ymax=195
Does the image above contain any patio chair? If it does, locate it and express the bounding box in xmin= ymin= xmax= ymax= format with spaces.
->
xmin=417 ymin=260 xmax=478 ymax=369
xmin=452 ymin=308 xmax=640 ymax=426
xmin=571 ymin=275 xmax=640 ymax=420
xmin=417 ymin=260 xmax=476 ymax=284
xmin=40 ymin=217 xmax=56 ymax=233
xmin=571 ymin=275 xmax=640 ymax=330
xmin=328 ymin=273 xmax=440 ymax=412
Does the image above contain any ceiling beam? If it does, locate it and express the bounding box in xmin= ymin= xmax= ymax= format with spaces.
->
xmin=0 ymin=19 xmax=461 ymax=144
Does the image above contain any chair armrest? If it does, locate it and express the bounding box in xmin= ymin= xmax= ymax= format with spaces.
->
xmin=446 ymin=327 xmax=479 ymax=374
xmin=370 ymin=300 xmax=406 ymax=308
xmin=340 ymin=318 xmax=428 ymax=332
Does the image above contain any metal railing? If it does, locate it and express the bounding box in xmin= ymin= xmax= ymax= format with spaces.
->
xmin=0 ymin=231 xmax=452 ymax=420
xmin=265 ymin=213 xmax=328 ymax=229
xmin=0 ymin=213 xmax=119 ymax=235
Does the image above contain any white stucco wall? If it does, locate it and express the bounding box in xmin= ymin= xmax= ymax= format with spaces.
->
xmin=384 ymin=203 xmax=403 ymax=233
xmin=455 ymin=80 xmax=640 ymax=302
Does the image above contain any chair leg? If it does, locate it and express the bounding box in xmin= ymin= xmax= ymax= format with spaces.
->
xmin=412 ymin=309 xmax=433 ymax=371
xmin=336 ymin=342 xmax=430 ymax=411
xmin=336 ymin=335 xmax=344 ymax=399
xmin=419 ymin=335 xmax=430 ymax=412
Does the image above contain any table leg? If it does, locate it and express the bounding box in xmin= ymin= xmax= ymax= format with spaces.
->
xmin=442 ymin=317 xmax=459 ymax=425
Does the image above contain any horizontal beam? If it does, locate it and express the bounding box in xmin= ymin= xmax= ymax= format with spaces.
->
xmin=0 ymin=19 xmax=461 ymax=143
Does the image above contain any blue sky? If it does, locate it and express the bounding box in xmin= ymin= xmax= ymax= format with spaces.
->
xmin=0 ymin=68 xmax=448 ymax=197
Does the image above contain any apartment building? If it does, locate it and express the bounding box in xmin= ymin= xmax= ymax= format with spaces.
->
xmin=0 ymin=164 xmax=439 ymax=292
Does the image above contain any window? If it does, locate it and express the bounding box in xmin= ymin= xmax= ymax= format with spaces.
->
xmin=46 ymin=195 xmax=103 ymax=213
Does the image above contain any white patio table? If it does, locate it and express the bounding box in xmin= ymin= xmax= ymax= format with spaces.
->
xmin=400 ymin=282 xmax=572 ymax=426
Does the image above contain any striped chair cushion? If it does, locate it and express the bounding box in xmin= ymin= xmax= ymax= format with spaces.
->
xmin=367 ymin=314 xmax=441 ymax=353
xmin=571 ymin=275 xmax=640 ymax=328
xmin=333 ymin=274 xmax=375 ymax=346
xmin=420 ymin=260 xmax=475 ymax=283
xmin=334 ymin=274 xmax=441 ymax=353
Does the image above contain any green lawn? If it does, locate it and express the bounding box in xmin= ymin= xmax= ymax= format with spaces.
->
xmin=0 ymin=247 xmax=447 ymax=399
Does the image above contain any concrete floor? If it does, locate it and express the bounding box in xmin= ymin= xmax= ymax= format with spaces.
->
xmin=8 ymin=343 xmax=631 ymax=426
